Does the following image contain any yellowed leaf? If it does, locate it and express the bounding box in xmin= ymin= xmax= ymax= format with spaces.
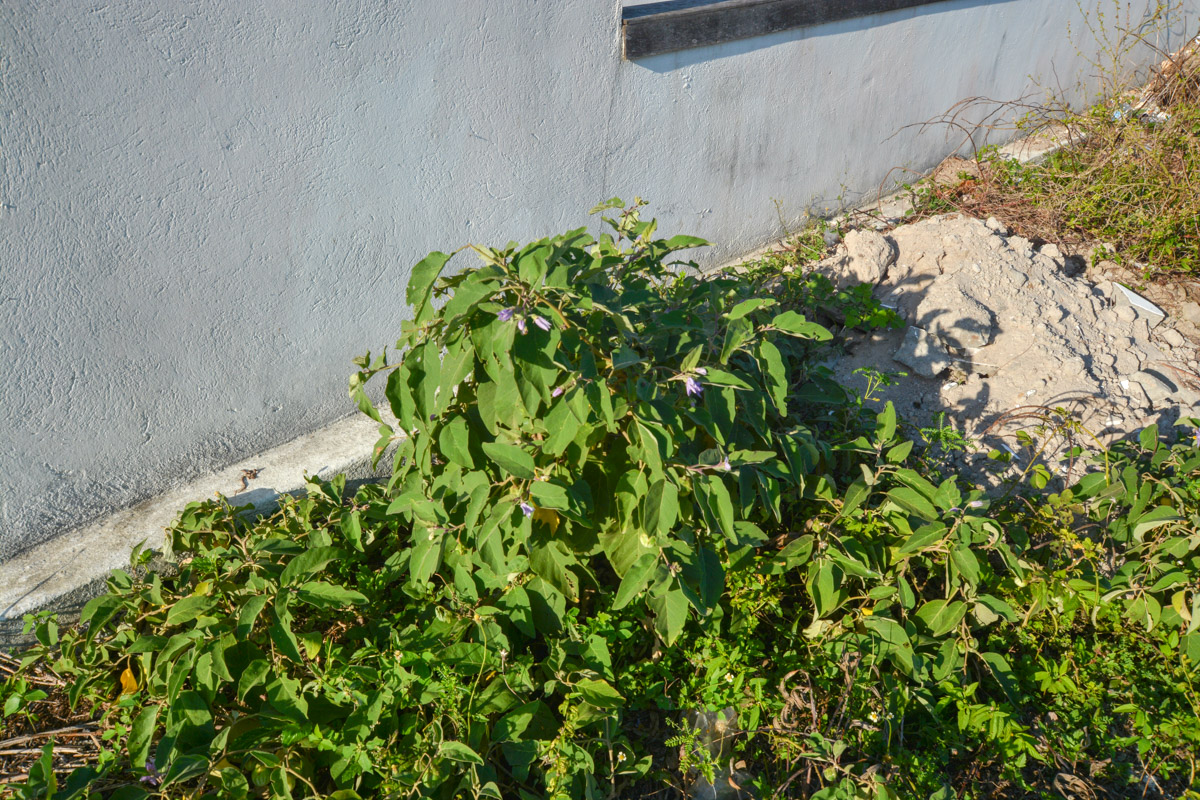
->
xmin=532 ymin=507 xmax=560 ymax=534
xmin=119 ymin=666 xmax=139 ymax=695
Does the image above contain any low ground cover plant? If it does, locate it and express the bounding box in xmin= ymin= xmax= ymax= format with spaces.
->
xmin=2 ymin=203 xmax=1200 ymax=799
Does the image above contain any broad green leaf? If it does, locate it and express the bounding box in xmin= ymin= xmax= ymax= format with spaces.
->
xmin=719 ymin=317 xmax=755 ymax=364
xmin=614 ymin=552 xmax=659 ymax=611
xmin=29 ymin=742 xmax=56 ymax=797
xmin=950 ymin=543 xmax=981 ymax=588
xmin=439 ymin=741 xmax=484 ymax=765
xmin=529 ymin=479 xmax=570 ymax=509
xmin=648 ymin=587 xmax=689 ymax=645
xmin=481 ymin=441 xmax=537 ymax=480
xmin=543 ymin=397 xmax=583 ymax=456
xmin=703 ymin=369 xmax=753 ymax=389
xmin=587 ymin=381 xmax=616 ymax=431
xmin=165 ymin=595 xmax=214 ymax=627
xmin=933 ymin=478 xmax=961 ymax=512
xmin=527 ymin=577 xmax=567 ymax=633
xmin=341 ymin=510 xmax=364 ymax=551
xmin=897 ymin=523 xmax=947 ymax=556
xmin=600 ymin=523 xmax=655 ymax=577
xmin=810 ymin=561 xmax=839 ymax=618
xmin=280 ymin=547 xmax=346 ymax=587
xmin=265 ymin=675 xmax=309 ymax=722
xmin=887 ymin=439 xmax=914 ymax=463
xmin=269 ymin=606 xmax=305 ymax=664
xmin=1131 ymin=505 xmax=1183 ymax=541
xmin=1138 ymin=423 xmax=1160 ymax=451
xmin=980 ymin=651 xmax=1019 ymax=702
xmin=643 ymin=479 xmax=679 ymax=537
xmin=497 ymin=586 xmax=536 ymax=638
xmin=680 ymin=344 xmax=704 ymax=373
xmin=438 ymin=416 xmax=475 ymax=468
xmin=1181 ymin=632 xmax=1200 ymax=664
xmin=892 ymin=468 xmax=940 ymax=498
xmin=530 ymin=541 xmax=579 ymax=601
xmin=576 ymin=678 xmax=624 ymax=709
xmin=409 ymin=530 xmax=445 ymax=587
xmin=437 ymin=332 xmax=477 ymax=401
xmin=406 ymin=251 xmax=452 ymax=311
xmin=236 ymin=594 xmax=272 ymax=639
xmin=774 ymin=535 xmax=814 ymax=569
xmin=876 ymin=401 xmax=897 ymax=442
xmin=296 ymin=581 xmax=368 ymax=609
xmin=771 ymin=310 xmax=832 ymax=340
xmin=705 ymin=476 xmax=736 ymax=540
xmin=756 ymin=339 xmax=788 ymax=414
xmin=975 ymin=594 xmax=1018 ymax=624
xmin=886 ymin=487 xmax=938 ymax=522
xmin=1149 ymin=570 xmax=1189 ymax=592
xmin=915 ymin=599 xmax=968 ymax=637
xmin=840 ymin=479 xmax=870 ymax=518
xmin=696 ymin=545 xmax=725 ymax=609
xmin=727 ymin=297 xmax=776 ymax=319
xmin=237 ymin=659 xmax=271 ymax=703
xmin=612 ymin=347 xmax=643 ymax=369
xmin=863 ymin=616 xmax=915 ymax=674
xmin=162 ymin=753 xmax=209 ymax=788
xmin=634 ymin=420 xmax=664 ymax=477
xmin=386 ymin=367 xmax=416 ymax=432
xmin=663 ymin=234 xmax=711 ymax=251
xmin=351 ymin=385 xmax=382 ymax=424
xmin=80 ymin=594 xmax=123 ymax=637
xmin=127 ymin=705 xmax=159 ymax=767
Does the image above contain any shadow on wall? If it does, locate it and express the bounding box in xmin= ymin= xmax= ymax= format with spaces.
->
xmin=624 ymin=0 xmax=1023 ymax=72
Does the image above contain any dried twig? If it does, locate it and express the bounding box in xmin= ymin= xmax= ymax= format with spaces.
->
xmin=0 ymin=726 xmax=95 ymax=750
xmin=0 ymin=747 xmax=83 ymax=757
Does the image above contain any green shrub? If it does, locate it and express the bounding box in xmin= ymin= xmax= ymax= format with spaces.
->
xmin=2 ymin=203 xmax=1199 ymax=800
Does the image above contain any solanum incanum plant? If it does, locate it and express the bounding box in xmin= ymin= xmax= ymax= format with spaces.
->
xmin=348 ymin=197 xmax=842 ymax=648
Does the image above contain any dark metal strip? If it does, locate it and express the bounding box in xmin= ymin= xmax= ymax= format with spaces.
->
xmin=623 ymin=0 xmax=949 ymax=59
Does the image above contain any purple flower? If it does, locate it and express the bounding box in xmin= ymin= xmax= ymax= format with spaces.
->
xmin=533 ymin=315 xmax=552 ymax=332
xmin=1192 ymin=427 xmax=1200 ymax=448
xmin=517 ymin=317 xmax=527 ymax=334
xmin=497 ymin=307 xmax=515 ymax=322
xmin=551 ymin=385 xmax=565 ymax=398
xmin=718 ymin=458 xmax=731 ymax=472
xmin=519 ymin=501 xmax=535 ymax=517
xmin=684 ymin=376 xmax=703 ymax=397
xmin=141 ymin=758 xmax=162 ymax=787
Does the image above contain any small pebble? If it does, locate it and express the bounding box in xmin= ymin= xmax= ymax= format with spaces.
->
xmin=1161 ymin=327 xmax=1185 ymax=348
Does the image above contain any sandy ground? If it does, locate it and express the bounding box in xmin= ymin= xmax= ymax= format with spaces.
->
xmin=807 ymin=214 xmax=1200 ymax=485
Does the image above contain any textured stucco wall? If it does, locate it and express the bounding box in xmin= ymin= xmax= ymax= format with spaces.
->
xmin=1 ymin=1 xmax=1196 ymax=564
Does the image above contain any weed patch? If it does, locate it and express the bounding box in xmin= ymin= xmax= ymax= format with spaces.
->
xmin=908 ymin=31 xmax=1200 ymax=279
xmin=3 ymin=204 xmax=1199 ymax=799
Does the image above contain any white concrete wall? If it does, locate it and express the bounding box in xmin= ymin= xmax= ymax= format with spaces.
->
xmin=1 ymin=1 xmax=1196 ymax=567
